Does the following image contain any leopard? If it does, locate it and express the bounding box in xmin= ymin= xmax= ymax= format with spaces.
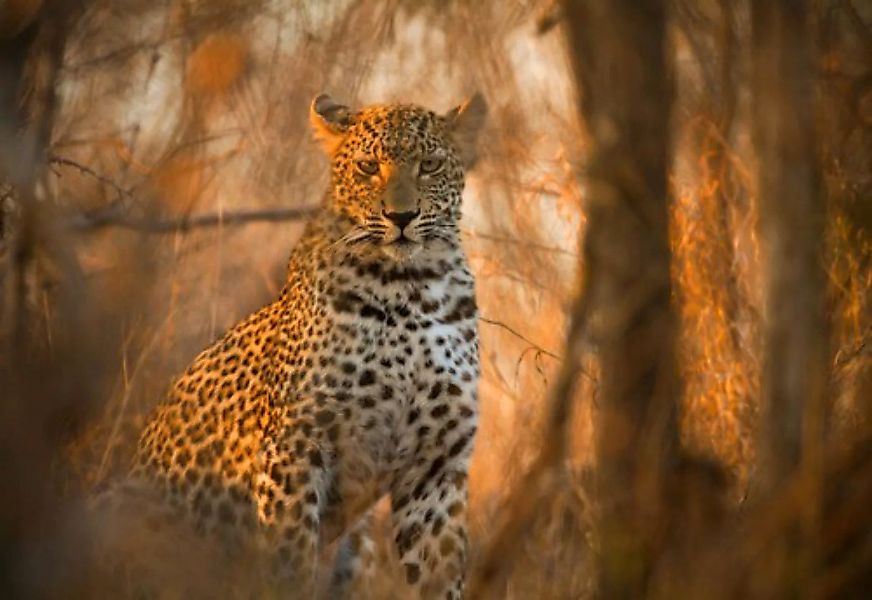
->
xmin=122 ymin=92 xmax=487 ymax=599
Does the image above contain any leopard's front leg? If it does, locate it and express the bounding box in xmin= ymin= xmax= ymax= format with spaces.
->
xmin=255 ymin=416 xmax=326 ymax=599
xmin=391 ymin=382 xmax=477 ymax=599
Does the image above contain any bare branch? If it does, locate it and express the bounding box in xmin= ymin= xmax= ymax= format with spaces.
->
xmin=463 ymin=228 xmax=578 ymax=257
xmin=49 ymin=155 xmax=135 ymax=202
xmin=69 ymin=205 xmax=320 ymax=234
xmin=47 ymin=156 xmax=319 ymax=233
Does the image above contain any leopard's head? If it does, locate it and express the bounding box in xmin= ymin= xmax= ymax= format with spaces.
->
xmin=310 ymin=94 xmax=486 ymax=261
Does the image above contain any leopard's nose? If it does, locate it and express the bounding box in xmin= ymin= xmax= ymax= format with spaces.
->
xmin=384 ymin=210 xmax=419 ymax=231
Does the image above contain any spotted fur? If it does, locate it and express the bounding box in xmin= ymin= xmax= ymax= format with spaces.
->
xmin=129 ymin=94 xmax=487 ymax=598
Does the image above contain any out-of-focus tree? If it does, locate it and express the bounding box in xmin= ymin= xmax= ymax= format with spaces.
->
xmin=753 ymin=0 xmax=828 ymax=490
xmin=563 ymin=0 xmax=681 ymax=595
xmin=751 ymin=0 xmax=828 ymax=594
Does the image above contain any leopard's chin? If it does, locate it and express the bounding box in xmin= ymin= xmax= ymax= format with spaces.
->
xmin=381 ymin=239 xmax=423 ymax=262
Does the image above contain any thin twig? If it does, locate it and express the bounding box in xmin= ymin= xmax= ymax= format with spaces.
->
xmin=469 ymin=289 xmax=592 ymax=598
xmin=834 ymin=327 xmax=871 ymax=373
xmin=49 ymin=155 xmax=135 ymax=202
xmin=479 ymin=316 xmax=562 ymax=361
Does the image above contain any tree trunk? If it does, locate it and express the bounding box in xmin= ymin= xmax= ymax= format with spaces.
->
xmin=563 ymin=1 xmax=680 ymax=596
xmin=751 ymin=0 xmax=827 ymax=594
xmin=753 ymin=0 xmax=827 ymax=489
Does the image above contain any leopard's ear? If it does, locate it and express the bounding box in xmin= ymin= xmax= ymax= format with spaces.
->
xmin=310 ymin=93 xmax=352 ymax=155
xmin=445 ymin=92 xmax=487 ymax=169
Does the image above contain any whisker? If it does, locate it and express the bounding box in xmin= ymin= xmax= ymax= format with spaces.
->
xmin=347 ymin=230 xmax=373 ymax=244
xmin=328 ymin=227 xmax=370 ymax=251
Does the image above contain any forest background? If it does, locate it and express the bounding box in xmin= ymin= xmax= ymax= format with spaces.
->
xmin=0 ymin=0 xmax=869 ymax=597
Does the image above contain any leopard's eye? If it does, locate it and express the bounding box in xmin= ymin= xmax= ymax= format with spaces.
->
xmin=355 ymin=160 xmax=380 ymax=176
xmin=419 ymin=157 xmax=444 ymax=175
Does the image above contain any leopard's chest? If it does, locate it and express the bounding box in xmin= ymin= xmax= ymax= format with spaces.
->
xmin=306 ymin=260 xmax=479 ymax=475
